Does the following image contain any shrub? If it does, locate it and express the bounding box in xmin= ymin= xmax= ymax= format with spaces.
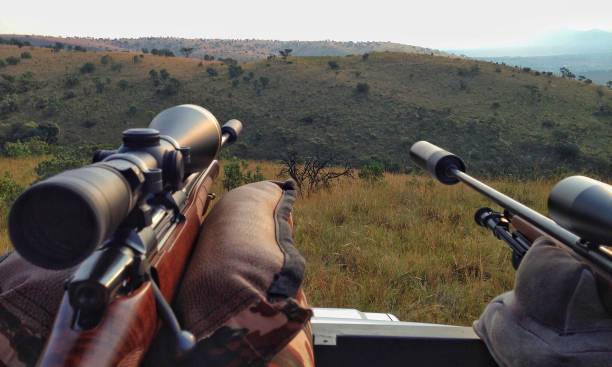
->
xmin=362 ymin=53 xmax=369 ymax=61
xmin=222 ymin=159 xmax=265 ymax=191
xmin=0 ymin=172 xmax=22 ymax=206
xmin=160 ymin=69 xmax=170 ymax=80
xmin=355 ymin=82 xmax=370 ymax=95
xmin=157 ymin=77 xmax=180 ymax=97
xmin=555 ymin=142 xmax=580 ymax=160
xmin=228 ymin=64 xmax=244 ymax=79
xmin=359 ymin=162 xmax=384 ymax=182
xmin=142 ymin=48 xmax=149 ymax=54
xmin=94 ymin=79 xmax=105 ymax=94
xmin=36 ymin=149 xmax=88 ymax=180
xmin=206 ymin=67 xmax=218 ymax=77
xmin=100 ymin=55 xmax=112 ymax=65
xmin=117 ymin=79 xmax=129 ymax=90
xmin=127 ymin=105 xmax=138 ymax=116
xmin=80 ymin=62 xmax=96 ymax=74
xmin=20 ymin=52 xmax=32 ymax=59
xmin=110 ymin=62 xmax=123 ymax=72
xmin=491 ymin=102 xmax=501 ymax=109
xmin=4 ymin=138 xmax=48 ymax=157
xmin=5 ymin=56 xmax=20 ymax=65
xmin=0 ymin=60 xmax=5 ymax=68
xmin=133 ymin=55 xmax=140 ymax=64
xmin=0 ymin=94 xmax=18 ymax=116
xmin=259 ymin=76 xmax=270 ymax=88
xmin=63 ymin=90 xmax=76 ymax=99
xmin=74 ymin=46 xmax=87 ymax=52
xmin=65 ymin=74 xmax=79 ymax=88
xmin=328 ymin=60 xmax=339 ymax=70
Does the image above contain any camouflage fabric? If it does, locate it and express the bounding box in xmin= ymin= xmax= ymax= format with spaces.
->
xmin=0 ymin=252 xmax=72 ymax=367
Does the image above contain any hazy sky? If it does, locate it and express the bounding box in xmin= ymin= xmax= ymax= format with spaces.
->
xmin=1 ymin=0 xmax=611 ymax=49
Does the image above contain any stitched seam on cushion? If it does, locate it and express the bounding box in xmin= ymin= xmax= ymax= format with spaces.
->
xmin=266 ymin=181 xmax=305 ymax=300
xmin=190 ymin=287 xmax=259 ymax=336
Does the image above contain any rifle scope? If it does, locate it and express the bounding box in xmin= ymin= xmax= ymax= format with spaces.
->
xmin=9 ymin=104 xmax=242 ymax=270
xmin=409 ymin=141 xmax=612 ymax=272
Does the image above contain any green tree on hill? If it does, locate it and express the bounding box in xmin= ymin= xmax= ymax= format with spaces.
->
xmin=180 ymin=47 xmax=195 ymax=57
xmin=80 ymin=62 xmax=96 ymax=74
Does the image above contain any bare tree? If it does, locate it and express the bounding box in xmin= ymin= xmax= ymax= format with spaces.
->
xmin=279 ymin=49 xmax=293 ymax=59
xmin=279 ymin=152 xmax=353 ymax=196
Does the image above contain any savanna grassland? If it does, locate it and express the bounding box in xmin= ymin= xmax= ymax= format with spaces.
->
xmin=0 ymin=43 xmax=609 ymax=326
xmin=0 ymin=157 xmax=555 ymax=325
xmin=1 ymin=44 xmax=612 ymax=177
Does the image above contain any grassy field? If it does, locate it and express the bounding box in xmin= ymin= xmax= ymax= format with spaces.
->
xmin=212 ymin=161 xmax=554 ymax=325
xmin=0 ymin=157 xmax=556 ymax=325
xmin=1 ymin=44 xmax=611 ymax=177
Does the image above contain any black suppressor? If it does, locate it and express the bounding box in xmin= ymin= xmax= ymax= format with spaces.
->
xmin=9 ymin=105 xmax=241 ymax=270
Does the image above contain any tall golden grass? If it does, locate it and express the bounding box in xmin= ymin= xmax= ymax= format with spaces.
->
xmin=1 ymin=158 xmax=555 ymax=325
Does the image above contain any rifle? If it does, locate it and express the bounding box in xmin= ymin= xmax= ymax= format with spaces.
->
xmin=7 ymin=104 xmax=242 ymax=366
xmin=409 ymin=141 xmax=612 ymax=278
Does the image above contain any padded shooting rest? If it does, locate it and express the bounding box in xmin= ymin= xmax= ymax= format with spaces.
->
xmin=475 ymin=238 xmax=612 ymax=367
xmin=0 ymin=180 xmax=313 ymax=367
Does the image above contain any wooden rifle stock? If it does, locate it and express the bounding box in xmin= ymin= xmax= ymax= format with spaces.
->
xmin=38 ymin=162 xmax=220 ymax=367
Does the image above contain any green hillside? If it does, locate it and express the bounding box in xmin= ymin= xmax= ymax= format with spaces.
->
xmin=1 ymin=44 xmax=611 ymax=177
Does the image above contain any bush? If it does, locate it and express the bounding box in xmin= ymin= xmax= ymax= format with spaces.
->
xmin=133 ymin=55 xmax=140 ymax=64
xmin=65 ymin=74 xmax=79 ymax=88
xmin=0 ymin=94 xmax=18 ymax=116
xmin=100 ymin=55 xmax=112 ymax=65
xmin=4 ymin=138 xmax=48 ymax=157
xmin=80 ymin=62 xmax=96 ymax=74
xmin=110 ymin=62 xmax=123 ymax=72
xmin=0 ymin=60 xmax=5 ymax=68
xmin=359 ymin=162 xmax=384 ymax=182
xmin=228 ymin=64 xmax=244 ymax=79
xmin=355 ymin=82 xmax=370 ymax=95
xmin=328 ymin=60 xmax=339 ymax=70
xmin=206 ymin=67 xmax=218 ymax=77
xmin=127 ymin=105 xmax=138 ymax=116
xmin=222 ymin=158 xmax=265 ymax=191
xmin=117 ymin=79 xmax=129 ymax=90
xmin=362 ymin=53 xmax=369 ymax=61
xmin=160 ymin=69 xmax=170 ymax=80
xmin=5 ymin=56 xmax=20 ymax=65
xmin=157 ymin=77 xmax=180 ymax=97
xmin=63 ymin=90 xmax=76 ymax=99
xmin=0 ymin=172 xmax=22 ymax=206
xmin=20 ymin=52 xmax=32 ymax=59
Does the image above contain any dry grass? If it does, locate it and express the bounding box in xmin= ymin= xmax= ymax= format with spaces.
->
xmin=0 ymin=157 xmax=561 ymax=325
xmin=213 ymin=161 xmax=555 ymax=325
xmin=0 ymin=156 xmax=44 ymax=252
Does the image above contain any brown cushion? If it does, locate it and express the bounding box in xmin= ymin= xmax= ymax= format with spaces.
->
xmin=0 ymin=253 xmax=73 ymax=366
xmin=174 ymin=180 xmax=312 ymax=366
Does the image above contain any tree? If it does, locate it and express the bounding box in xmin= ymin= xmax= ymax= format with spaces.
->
xmin=20 ymin=52 xmax=32 ymax=59
xmin=328 ymin=60 xmax=339 ymax=70
xmin=206 ymin=67 xmax=218 ymax=77
xmin=358 ymin=161 xmax=384 ymax=182
xmin=80 ymin=62 xmax=96 ymax=74
xmin=100 ymin=55 xmax=112 ymax=65
xmin=279 ymin=49 xmax=293 ymax=59
xmin=355 ymin=82 xmax=369 ymax=95
xmin=5 ymin=57 xmax=20 ymax=65
xmin=560 ymin=67 xmax=575 ymax=79
xmin=279 ymin=152 xmax=353 ymax=196
xmin=362 ymin=53 xmax=370 ymax=61
xmin=180 ymin=47 xmax=195 ymax=57
xmin=228 ymin=64 xmax=244 ymax=79
xmin=142 ymin=48 xmax=149 ymax=54
xmin=117 ymin=79 xmax=129 ymax=90
xmin=607 ymin=81 xmax=612 ymax=89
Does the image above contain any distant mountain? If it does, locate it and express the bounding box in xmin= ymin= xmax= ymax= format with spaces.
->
xmin=449 ymin=30 xmax=612 ymax=85
xmin=0 ymin=34 xmax=447 ymax=61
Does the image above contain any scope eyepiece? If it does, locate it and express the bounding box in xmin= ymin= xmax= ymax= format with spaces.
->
xmin=409 ymin=141 xmax=466 ymax=185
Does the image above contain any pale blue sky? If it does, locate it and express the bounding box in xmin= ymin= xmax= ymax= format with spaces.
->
xmin=1 ymin=0 xmax=611 ymax=49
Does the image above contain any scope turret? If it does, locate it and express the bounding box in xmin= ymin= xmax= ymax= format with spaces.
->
xmin=8 ymin=105 xmax=238 ymax=270
xmin=548 ymin=176 xmax=612 ymax=245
